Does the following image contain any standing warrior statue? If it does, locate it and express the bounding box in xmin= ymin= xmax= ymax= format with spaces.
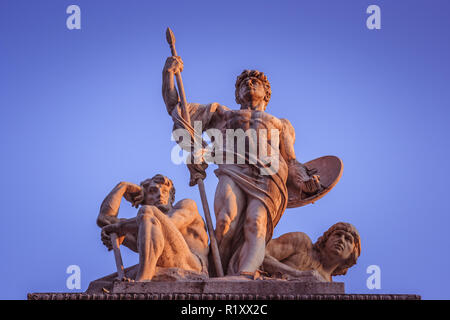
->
xmin=163 ymin=53 xmax=324 ymax=276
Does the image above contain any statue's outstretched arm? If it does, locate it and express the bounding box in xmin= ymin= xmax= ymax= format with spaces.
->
xmin=262 ymin=254 xmax=305 ymax=278
xmin=263 ymin=232 xmax=315 ymax=279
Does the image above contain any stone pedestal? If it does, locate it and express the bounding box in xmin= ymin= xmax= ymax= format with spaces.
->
xmin=112 ymin=278 xmax=344 ymax=296
xmin=27 ymin=267 xmax=421 ymax=300
xmin=84 ymin=267 xmax=345 ymax=297
xmin=27 ymin=292 xmax=421 ymax=300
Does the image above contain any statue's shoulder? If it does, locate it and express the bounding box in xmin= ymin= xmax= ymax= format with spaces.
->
xmin=279 ymin=118 xmax=294 ymax=129
xmin=209 ymin=102 xmax=231 ymax=113
xmin=187 ymin=102 xmax=230 ymax=112
xmin=173 ymin=198 xmax=199 ymax=213
xmin=278 ymin=118 xmax=295 ymax=137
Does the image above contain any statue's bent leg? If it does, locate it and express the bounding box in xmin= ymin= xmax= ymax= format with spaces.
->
xmin=135 ymin=205 xmax=202 ymax=281
xmin=135 ymin=205 xmax=165 ymax=281
xmin=238 ymin=198 xmax=268 ymax=274
xmin=214 ymin=175 xmax=246 ymax=270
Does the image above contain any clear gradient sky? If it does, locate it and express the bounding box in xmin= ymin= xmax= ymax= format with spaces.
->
xmin=1 ymin=0 xmax=449 ymax=299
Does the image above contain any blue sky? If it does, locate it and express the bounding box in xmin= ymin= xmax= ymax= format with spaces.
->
xmin=1 ymin=0 xmax=449 ymax=299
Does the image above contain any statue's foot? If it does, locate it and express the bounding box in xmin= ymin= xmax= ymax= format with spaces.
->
xmin=239 ymin=271 xmax=255 ymax=280
xmin=116 ymin=276 xmax=135 ymax=282
xmin=237 ymin=270 xmax=268 ymax=280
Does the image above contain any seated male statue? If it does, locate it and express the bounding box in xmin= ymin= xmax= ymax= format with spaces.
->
xmin=97 ymin=174 xmax=209 ymax=281
xmin=262 ymin=222 xmax=361 ymax=282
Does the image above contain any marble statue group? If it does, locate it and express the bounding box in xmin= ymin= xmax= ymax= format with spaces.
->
xmin=96 ymin=28 xmax=361 ymax=284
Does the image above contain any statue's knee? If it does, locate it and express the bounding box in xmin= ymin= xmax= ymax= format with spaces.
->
xmin=139 ymin=205 xmax=161 ymax=215
xmin=216 ymin=212 xmax=232 ymax=232
xmin=245 ymin=212 xmax=267 ymax=237
xmin=138 ymin=205 xmax=160 ymax=225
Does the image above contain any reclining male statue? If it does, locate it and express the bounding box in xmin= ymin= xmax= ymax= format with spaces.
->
xmin=262 ymin=222 xmax=361 ymax=282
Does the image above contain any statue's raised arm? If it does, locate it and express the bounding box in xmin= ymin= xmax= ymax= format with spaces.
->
xmin=162 ymin=55 xmax=229 ymax=135
xmin=162 ymin=56 xmax=184 ymax=116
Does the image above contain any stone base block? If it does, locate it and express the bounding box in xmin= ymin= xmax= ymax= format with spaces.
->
xmin=27 ymin=292 xmax=421 ymax=300
xmin=112 ymin=278 xmax=345 ymax=295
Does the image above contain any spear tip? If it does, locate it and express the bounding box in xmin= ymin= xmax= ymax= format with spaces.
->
xmin=166 ymin=27 xmax=175 ymax=45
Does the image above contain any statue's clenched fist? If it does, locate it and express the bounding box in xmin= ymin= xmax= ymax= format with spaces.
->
xmin=101 ymin=223 xmax=124 ymax=251
xmin=302 ymin=175 xmax=321 ymax=195
xmin=288 ymin=161 xmax=322 ymax=196
xmin=164 ymin=56 xmax=184 ymax=74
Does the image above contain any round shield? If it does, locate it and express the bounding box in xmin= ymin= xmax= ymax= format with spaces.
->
xmin=287 ymin=155 xmax=343 ymax=208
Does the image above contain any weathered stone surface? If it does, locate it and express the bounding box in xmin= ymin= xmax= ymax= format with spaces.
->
xmin=27 ymin=292 xmax=421 ymax=300
xmin=112 ymin=278 xmax=345 ymax=295
xmin=86 ymin=265 xmax=209 ymax=294
xmin=152 ymin=268 xmax=209 ymax=282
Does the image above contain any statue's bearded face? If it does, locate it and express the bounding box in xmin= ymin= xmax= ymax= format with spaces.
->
xmin=238 ymin=77 xmax=266 ymax=109
xmin=324 ymin=229 xmax=355 ymax=262
xmin=142 ymin=180 xmax=173 ymax=212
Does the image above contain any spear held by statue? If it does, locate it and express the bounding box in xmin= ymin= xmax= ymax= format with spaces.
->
xmin=165 ymin=27 xmax=224 ymax=277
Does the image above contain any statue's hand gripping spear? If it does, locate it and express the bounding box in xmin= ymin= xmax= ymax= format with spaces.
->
xmin=165 ymin=28 xmax=224 ymax=277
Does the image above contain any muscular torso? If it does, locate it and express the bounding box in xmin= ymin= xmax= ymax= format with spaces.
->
xmin=206 ymin=108 xmax=291 ymax=165
xmin=166 ymin=204 xmax=209 ymax=259
xmin=216 ymin=109 xmax=283 ymax=132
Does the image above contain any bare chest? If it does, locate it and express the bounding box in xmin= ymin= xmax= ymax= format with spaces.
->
xmin=220 ymin=110 xmax=283 ymax=132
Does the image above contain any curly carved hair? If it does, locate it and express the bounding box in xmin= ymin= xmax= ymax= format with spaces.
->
xmin=313 ymin=222 xmax=361 ymax=276
xmin=235 ymin=70 xmax=271 ymax=108
xmin=140 ymin=174 xmax=176 ymax=205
